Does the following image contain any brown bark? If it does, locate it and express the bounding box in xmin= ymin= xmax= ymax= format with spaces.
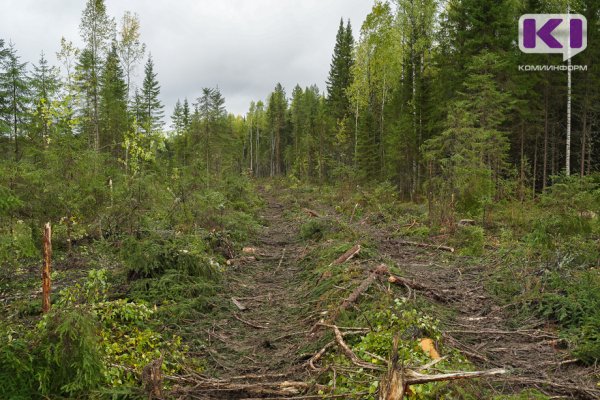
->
xmin=380 ymin=336 xmax=405 ymax=400
xmin=42 ymin=222 xmax=52 ymax=314
xmin=333 ymin=264 xmax=389 ymax=320
xmin=142 ymin=357 xmax=163 ymax=399
xmin=395 ymin=240 xmax=454 ymax=253
xmin=331 ymin=244 xmax=361 ymax=265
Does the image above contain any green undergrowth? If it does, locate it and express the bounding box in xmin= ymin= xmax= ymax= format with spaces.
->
xmin=0 ymin=176 xmax=264 ymax=398
xmin=487 ymin=176 xmax=600 ymax=365
xmin=288 ymin=176 xmax=600 ymax=367
xmin=0 ymin=269 xmax=188 ymax=399
xmin=293 ymin=208 xmax=496 ymax=399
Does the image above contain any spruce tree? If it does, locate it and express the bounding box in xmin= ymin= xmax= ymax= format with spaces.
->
xmin=140 ymin=55 xmax=164 ymax=134
xmin=0 ymin=43 xmax=29 ymax=161
xmin=182 ymin=98 xmax=190 ymax=132
xmin=99 ymin=43 xmax=128 ymax=157
xmin=326 ymin=18 xmax=354 ymax=121
xmin=171 ymin=99 xmax=184 ymax=135
xmin=266 ymin=83 xmax=287 ymax=176
xmin=423 ymin=52 xmax=511 ymax=218
xmin=192 ymin=87 xmax=227 ymax=185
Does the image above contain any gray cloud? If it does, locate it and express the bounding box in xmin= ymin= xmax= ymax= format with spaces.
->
xmin=0 ymin=0 xmax=373 ymax=119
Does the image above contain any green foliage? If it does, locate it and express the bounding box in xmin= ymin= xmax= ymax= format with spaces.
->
xmin=300 ymin=219 xmax=331 ymax=241
xmin=454 ymin=225 xmax=485 ymax=256
xmin=324 ymin=298 xmax=470 ymax=398
xmin=489 ymin=177 xmax=600 ymax=364
xmin=95 ymin=299 xmax=187 ymax=387
xmin=36 ymin=308 xmax=105 ymax=397
xmin=0 ymin=185 xmax=22 ymax=216
xmin=0 ymin=326 xmax=35 ymax=399
xmin=122 ymin=234 xmax=217 ymax=280
xmin=538 ymin=270 xmax=600 ymax=364
xmin=0 ymin=269 xmax=191 ymax=397
xmin=423 ymin=52 xmax=511 ymax=219
xmin=0 ymin=221 xmax=38 ymax=265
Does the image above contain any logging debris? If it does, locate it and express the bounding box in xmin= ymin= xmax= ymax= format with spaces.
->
xmin=331 ymin=244 xmax=361 ymax=265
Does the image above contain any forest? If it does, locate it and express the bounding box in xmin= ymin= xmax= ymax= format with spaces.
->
xmin=1 ymin=0 xmax=599 ymax=399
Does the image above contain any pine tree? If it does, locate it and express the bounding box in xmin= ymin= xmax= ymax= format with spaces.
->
xmin=99 ymin=43 xmax=128 ymax=157
xmin=326 ymin=18 xmax=354 ymax=121
xmin=140 ymin=55 xmax=164 ymax=134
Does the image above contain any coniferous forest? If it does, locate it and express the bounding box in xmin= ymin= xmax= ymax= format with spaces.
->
xmin=1 ymin=1 xmax=600 ymax=399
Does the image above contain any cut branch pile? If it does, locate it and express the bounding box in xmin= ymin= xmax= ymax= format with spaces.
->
xmin=388 ymin=274 xmax=458 ymax=302
xmin=168 ymin=373 xmax=314 ymax=398
xmin=310 ymin=324 xmax=507 ymax=400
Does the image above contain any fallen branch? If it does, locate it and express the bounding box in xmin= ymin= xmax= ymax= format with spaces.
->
xmin=239 ymin=392 xmax=371 ymax=400
xmin=446 ymin=328 xmax=557 ymax=340
xmin=332 ymin=264 xmax=389 ymax=320
xmin=275 ymin=247 xmax=286 ymax=272
xmin=387 ymin=275 xmax=454 ymax=302
xmin=302 ymin=208 xmax=321 ymax=218
xmin=317 ymin=324 xmax=508 ymax=400
xmin=331 ymin=244 xmax=361 ymax=265
xmin=308 ymin=340 xmax=335 ymax=371
xmin=504 ymin=377 xmax=600 ymax=400
xmin=231 ymin=297 xmax=248 ymax=311
xmin=233 ymin=313 xmax=268 ymax=329
xmin=396 ymin=240 xmax=454 ymax=253
xmin=329 ymin=324 xmax=385 ymax=371
xmin=309 ymin=325 xmax=377 ymax=371
xmin=405 ymin=368 xmax=507 ymax=385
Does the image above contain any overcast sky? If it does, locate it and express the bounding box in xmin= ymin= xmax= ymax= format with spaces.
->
xmin=0 ymin=0 xmax=373 ymax=119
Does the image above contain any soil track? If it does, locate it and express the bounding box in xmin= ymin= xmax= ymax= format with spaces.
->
xmin=175 ymin=191 xmax=316 ymax=399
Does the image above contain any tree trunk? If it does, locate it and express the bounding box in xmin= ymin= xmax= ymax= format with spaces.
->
xmin=520 ymin=123 xmax=525 ymax=202
xmin=580 ymin=84 xmax=589 ymax=177
xmin=532 ymin=131 xmax=539 ymax=198
xmin=566 ymin=57 xmax=572 ymax=176
xmin=543 ymin=85 xmax=549 ymax=190
xmin=42 ymin=222 xmax=52 ymax=314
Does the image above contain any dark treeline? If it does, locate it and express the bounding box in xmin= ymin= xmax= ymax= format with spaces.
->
xmin=234 ymin=0 xmax=599 ymax=221
xmin=1 ymin=0 xmax=599 ymax=234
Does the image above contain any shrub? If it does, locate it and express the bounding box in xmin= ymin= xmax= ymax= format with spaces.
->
xmin=0 ymin=326 xmax=35 ymax=399
xmin=300 ymin=219 xmax=331 ymax=241
xmin=455 ymin=225 xmax=485 ymax=256
xmin=123 ymin=235 xmax=216 ymax=280
xmin=36 ymin=308 xmax=105 ymax=397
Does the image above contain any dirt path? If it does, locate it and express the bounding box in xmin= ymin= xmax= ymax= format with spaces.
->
xmin=180 ymin=191 xmax=315 ymax=398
